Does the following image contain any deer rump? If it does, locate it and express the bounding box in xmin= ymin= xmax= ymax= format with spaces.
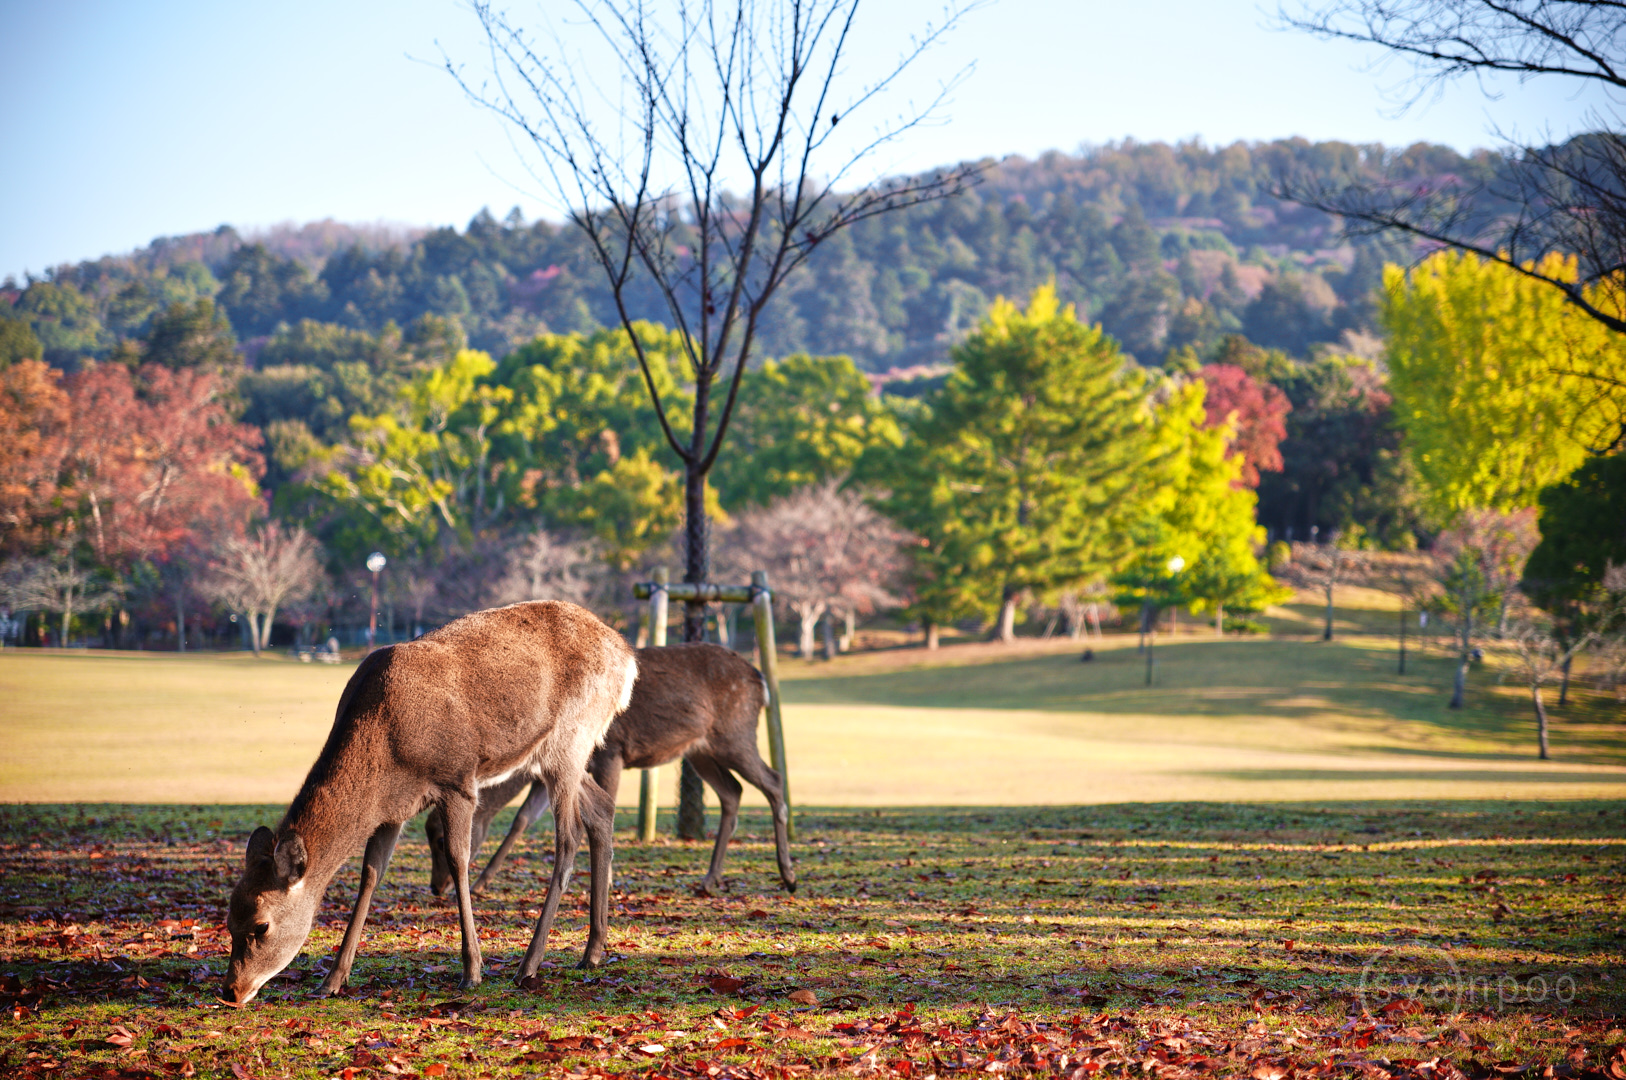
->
xmin=222 ymin=601 xmax=637 ymax=1004
xmin=426 ymin=642 xmax=795 ymax=897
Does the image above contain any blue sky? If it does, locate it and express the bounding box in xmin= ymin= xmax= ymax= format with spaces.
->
xmin=1 ymin=0 xmax=1609 ymax=280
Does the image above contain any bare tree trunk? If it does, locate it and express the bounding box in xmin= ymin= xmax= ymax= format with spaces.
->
xmin=840 ymin=608 xmax=855 ymax=652
xmin=821 ymin=613 xmax=837 ymax=661
xmin=797 ymin=606 xmax=821 ymax=658
xmin=682 ymin=465 xmax=709 ymax=646
xmin=1323 ymin=580 xmax=1335 ymax=641
xmin=1533 ymin=685 xmax=1550 ymax=760
xmin=997 ymin=587 xmax=1019 ymax=644
xmin=262 ymin=605 xmax=280 ymax=653
xmin=924 ymin=620 xmax=939 ymax=650
xmin=1089 ymin=602 xmax=1102 ymax=639
xmin=1449 ymin=611 xmax=1473 ymax=709
xmin=1558 ymin=653 xmax=1572 ymax=707
xmin=677 ymin=463 xmax=711 ymax=842
xmin=175 ymin=592 xmax=186 ymax=653
xmin=1215 ymin=602 xmax=1224 ymax=636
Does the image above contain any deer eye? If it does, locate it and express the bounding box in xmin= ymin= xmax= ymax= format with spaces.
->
xmin=253 ymin=922 xmax=270 ymax=938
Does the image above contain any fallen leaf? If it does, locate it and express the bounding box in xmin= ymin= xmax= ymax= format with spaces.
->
xmin=788 ymin=989 xmax=818 ymax=1006
xmin=638 ymin=1043 xmax=666 ymax=1055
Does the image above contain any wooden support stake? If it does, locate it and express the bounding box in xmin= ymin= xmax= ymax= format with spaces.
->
xmin=638 ymin=567 xmax=668 ymax=843
xmin=751 ymin=570 xmax=793 ymax=840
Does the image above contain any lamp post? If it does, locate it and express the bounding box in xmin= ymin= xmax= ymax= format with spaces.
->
xmin=366 ymin=552 xmax=386 ymax=652
xmin=1147 ymin=556 xmax=1185 ymax=686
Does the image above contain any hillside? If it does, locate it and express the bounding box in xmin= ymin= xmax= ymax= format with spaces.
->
xmin=4 ymin=137 xmax=1497 ymax=374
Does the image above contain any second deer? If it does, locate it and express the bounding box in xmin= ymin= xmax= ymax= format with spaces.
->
xmin=426 ymin=642 xmax=795 ymax=896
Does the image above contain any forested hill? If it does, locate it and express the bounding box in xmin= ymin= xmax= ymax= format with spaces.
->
xmin=6 ymin=137 xmax=1497 ymax=374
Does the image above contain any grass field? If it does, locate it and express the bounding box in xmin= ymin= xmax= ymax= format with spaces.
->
xmin=3 ymin=591 xmax=1622 ymax=806
xmin=1 ymin=590 xmax=1623 ymax=1077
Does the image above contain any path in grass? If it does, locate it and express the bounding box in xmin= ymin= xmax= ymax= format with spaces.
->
xmin=0 ymin=801 xmax=1622 ymax=1078
xmin=4 ymin=629 xmax=1622 ymax=804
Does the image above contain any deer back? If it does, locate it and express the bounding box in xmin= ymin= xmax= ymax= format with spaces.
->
xmin=608 ymin=643 xmax=767 ymax=771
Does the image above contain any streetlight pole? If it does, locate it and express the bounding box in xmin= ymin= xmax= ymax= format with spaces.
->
xmin=366 ymin=552 xmax=386 ymax=653
xmin=1147 ymin=555 xmax=1185 ymax=687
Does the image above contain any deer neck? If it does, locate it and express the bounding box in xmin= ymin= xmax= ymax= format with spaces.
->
xmin=278 ymin=768 xmax=386 ymax=886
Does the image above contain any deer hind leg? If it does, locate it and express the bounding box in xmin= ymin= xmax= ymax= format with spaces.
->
xmin=318 ymin=821 xmax=403 ymax=996
xmin=685 ymin=754 xmax=742 ymax=895
xmin=425 ymin=807 xmax=455 ymax=897
xmin=725 ymin=749 xmax=796 ymax=893
xmin=473 ymin=780 xmax=550 ymax=894
xmin=437 ymin=794 xmax=485 ymax=990
xmin=517 ymin=779 xmax=584 ymax=980
xmin=577 ymin=775 xmax=617 ymax=969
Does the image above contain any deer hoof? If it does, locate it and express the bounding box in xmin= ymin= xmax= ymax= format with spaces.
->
xmin=783 ymin=879 xmax=798 ymax=894
xmin=459 ymin=974 xmax=481 ymax=990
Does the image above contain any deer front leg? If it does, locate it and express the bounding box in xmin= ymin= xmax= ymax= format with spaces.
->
xmin=437 ymin=795 xmax=484 ymax=990
xmin=318 ymin=822 xmax=402 ymax=997
xmin=473 ymin=781 xmax=550 ymax=894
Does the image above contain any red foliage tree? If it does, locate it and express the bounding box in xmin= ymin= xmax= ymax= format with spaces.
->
xmin=57 ymin=363 xmax=264 ymax=566
xmin=1198 ymin=363 xmax=1291 ymax=488
xmin=0 ymin=360 xmax=70 ymax=556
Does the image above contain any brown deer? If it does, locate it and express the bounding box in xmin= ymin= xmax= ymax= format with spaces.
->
xmin=221 ymin=601 xmax=636 ymax=1004
xmin=425 ymin=643 xmax=794 ymax=897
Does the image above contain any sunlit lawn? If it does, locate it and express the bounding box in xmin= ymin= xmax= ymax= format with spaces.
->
xmin=1 ymin=589 xmax=1624 ymax=1077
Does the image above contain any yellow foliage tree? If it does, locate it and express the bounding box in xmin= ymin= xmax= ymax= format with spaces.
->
xmin=1381 ymin=251 xmax=1626 ymax=516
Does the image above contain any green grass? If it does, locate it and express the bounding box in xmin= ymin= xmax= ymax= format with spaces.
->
xmin=1 ymin=801 xmax=1623 ymax=1079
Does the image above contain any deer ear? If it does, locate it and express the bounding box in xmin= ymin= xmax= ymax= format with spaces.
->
xmin=274 ymin=834 xmax=308 ymax=886
xmin=245 ymin=826 xmax=277 ymax=868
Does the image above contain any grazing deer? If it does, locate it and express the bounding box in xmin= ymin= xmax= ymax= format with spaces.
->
xmin=222 ymin=601 xmax=637 ymax=1004
xmin=425 ymin=642 xmax=794 ymax=897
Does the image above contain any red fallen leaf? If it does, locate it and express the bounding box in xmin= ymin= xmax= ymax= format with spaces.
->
xmin=716 ymin=1038 xmax=750 ymax=1049
xmin=747 ymin=910 xmax=770 ymax=920
xmin=709 ymin=975 xmax=749 ymax=994
xmin=734 ymin=1006 xmax=760 ymax=1019
xmin=423 ymin=1065 xmax=447 ymax=1077
xmin=1282 ymin=939 xmax=1296 ymax=951
xmin=788 ymin=989 xmax=818 ymax=1006
xmin=105 ymin=1025 xmax=136 ymax=1048
xmin=230 ymin=1064 xmax=251 ymax=1080
xmin=1251 ymin=1066 xmax=1287 ymax=1080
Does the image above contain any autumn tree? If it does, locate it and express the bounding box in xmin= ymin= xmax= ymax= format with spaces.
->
xmin=0 ymin=360 xmax=69 ymax=556
xmin=1198 ymin=363 xmax=1291 ymax=488
xmin=1382 ymin=251 xmax=1626 ymax=514
xmin=456 ymin=0 xmax=976 ymax=644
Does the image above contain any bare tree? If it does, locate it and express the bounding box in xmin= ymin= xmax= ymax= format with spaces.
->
xmin=491 ymin=529 xmax=608 ymax=610
xmin=0 ymin=549 xmax=122 ymax=648
xmin=1507 ymin=614 xmax=1602 ymax=758
xmin=1431 ymin=510 xmax=1537 ymax=708
xmin=719 ymin=480 xmax=908 ymax=657
xmin=1278 ymin=1 xmax=1626 ymax=387
xmin=201 ymin=523 xmax=323 ymax=655
xmin=1293 ymin=538 xmax=1369 ymax=641
xmin=453 ymin=0 xmax=978 ymax=642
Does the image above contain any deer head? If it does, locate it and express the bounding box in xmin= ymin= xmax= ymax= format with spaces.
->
xmin=223 ymin=826 xmax=316 ymax=1004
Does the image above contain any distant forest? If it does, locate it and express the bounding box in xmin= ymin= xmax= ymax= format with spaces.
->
xmin=5 ymin=137 xmax=1508 ymax=542
xmin=7 ymin=137 xmax=1493 ymax=372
